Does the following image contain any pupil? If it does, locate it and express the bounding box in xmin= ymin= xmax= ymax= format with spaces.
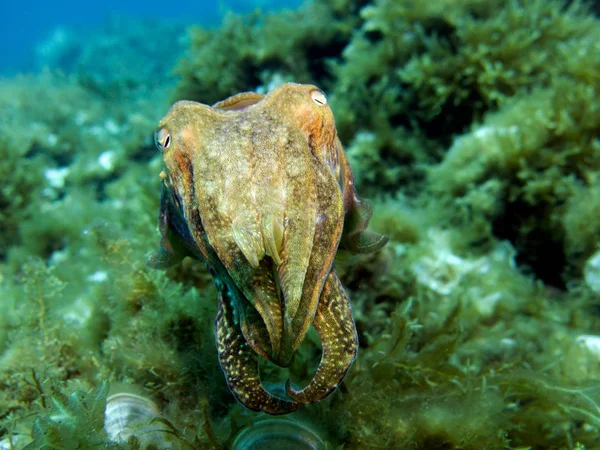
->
xmin=164 ymin=135 xmax=171 ymax=148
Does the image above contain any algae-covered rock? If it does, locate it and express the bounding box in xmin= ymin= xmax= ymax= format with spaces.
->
xmin=430 ymin=75 xmax=600 ymax=287
xmin=3 ymin=0 xmax=600 ymax=449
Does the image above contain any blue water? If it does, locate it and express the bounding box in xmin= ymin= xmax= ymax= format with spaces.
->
xmin=2 ymin=0 xmax=302 ymax=74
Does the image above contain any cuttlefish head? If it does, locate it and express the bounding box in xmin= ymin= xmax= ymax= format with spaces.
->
xmin=152 ymin=83 xmax=386 ymax=359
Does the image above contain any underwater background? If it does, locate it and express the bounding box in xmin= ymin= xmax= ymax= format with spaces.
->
xmin=2 ymin=0 xmax=600 ymax=448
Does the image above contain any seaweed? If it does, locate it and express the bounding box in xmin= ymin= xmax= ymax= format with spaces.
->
xmin=23 ymin=384 xmax=115 ymax=450
xmin=3 ymin=0 xmax=600 ymax=449
xmin=173 ymin=2 xmax=362 ymax=104
xmin=429 ymin=74 xmax=600 ymax=286
xmin=326 ymin=225 xmax=600 ymax=449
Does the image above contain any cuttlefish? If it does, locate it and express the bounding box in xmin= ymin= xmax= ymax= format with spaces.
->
xmin=151 ymin=82 xmax=387 ymax=415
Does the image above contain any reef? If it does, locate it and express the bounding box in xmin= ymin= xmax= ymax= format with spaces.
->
xmin=2 ymin=1 xmax=600 ymax=449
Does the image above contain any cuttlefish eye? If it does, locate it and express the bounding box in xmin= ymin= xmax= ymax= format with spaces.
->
xmin=310 ymin=89 xmax=327 ymax=106
xmin=155 ymin=128 xmax=171 ymax=151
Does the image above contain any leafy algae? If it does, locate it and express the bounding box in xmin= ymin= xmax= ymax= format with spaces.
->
xmin=2 ymin=1 xmax=600 ymax=449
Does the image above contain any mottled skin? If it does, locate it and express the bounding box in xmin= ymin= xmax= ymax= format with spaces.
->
xmin=152 ymin=83 xmax=387 ymax=414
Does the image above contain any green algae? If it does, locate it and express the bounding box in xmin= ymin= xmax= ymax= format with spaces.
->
xmin=173 ymin=1 xmax=363 ymax=105
xmin=430 ymin=75 xmax=600 ymax=287
xmin=2 ymin=0 xmax=600 ymax=449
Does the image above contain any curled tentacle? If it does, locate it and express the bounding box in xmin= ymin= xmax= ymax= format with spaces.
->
xmin=286 ymin=271 xmax=358 ymax=403
xmin=215 ymin=285 xmax=300 ymax=415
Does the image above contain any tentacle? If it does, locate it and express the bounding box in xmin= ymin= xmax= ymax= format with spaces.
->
xmin=215 ymin=283 xmax=301 ymax=415
xmin=286 ymin=271 xmax=358 ymax=403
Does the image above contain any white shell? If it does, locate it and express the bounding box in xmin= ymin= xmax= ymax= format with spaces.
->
xmin=231 ymin=419 xmax=326 ymax=450
xmin=104 ymin=392 xmax=166 ymax=445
